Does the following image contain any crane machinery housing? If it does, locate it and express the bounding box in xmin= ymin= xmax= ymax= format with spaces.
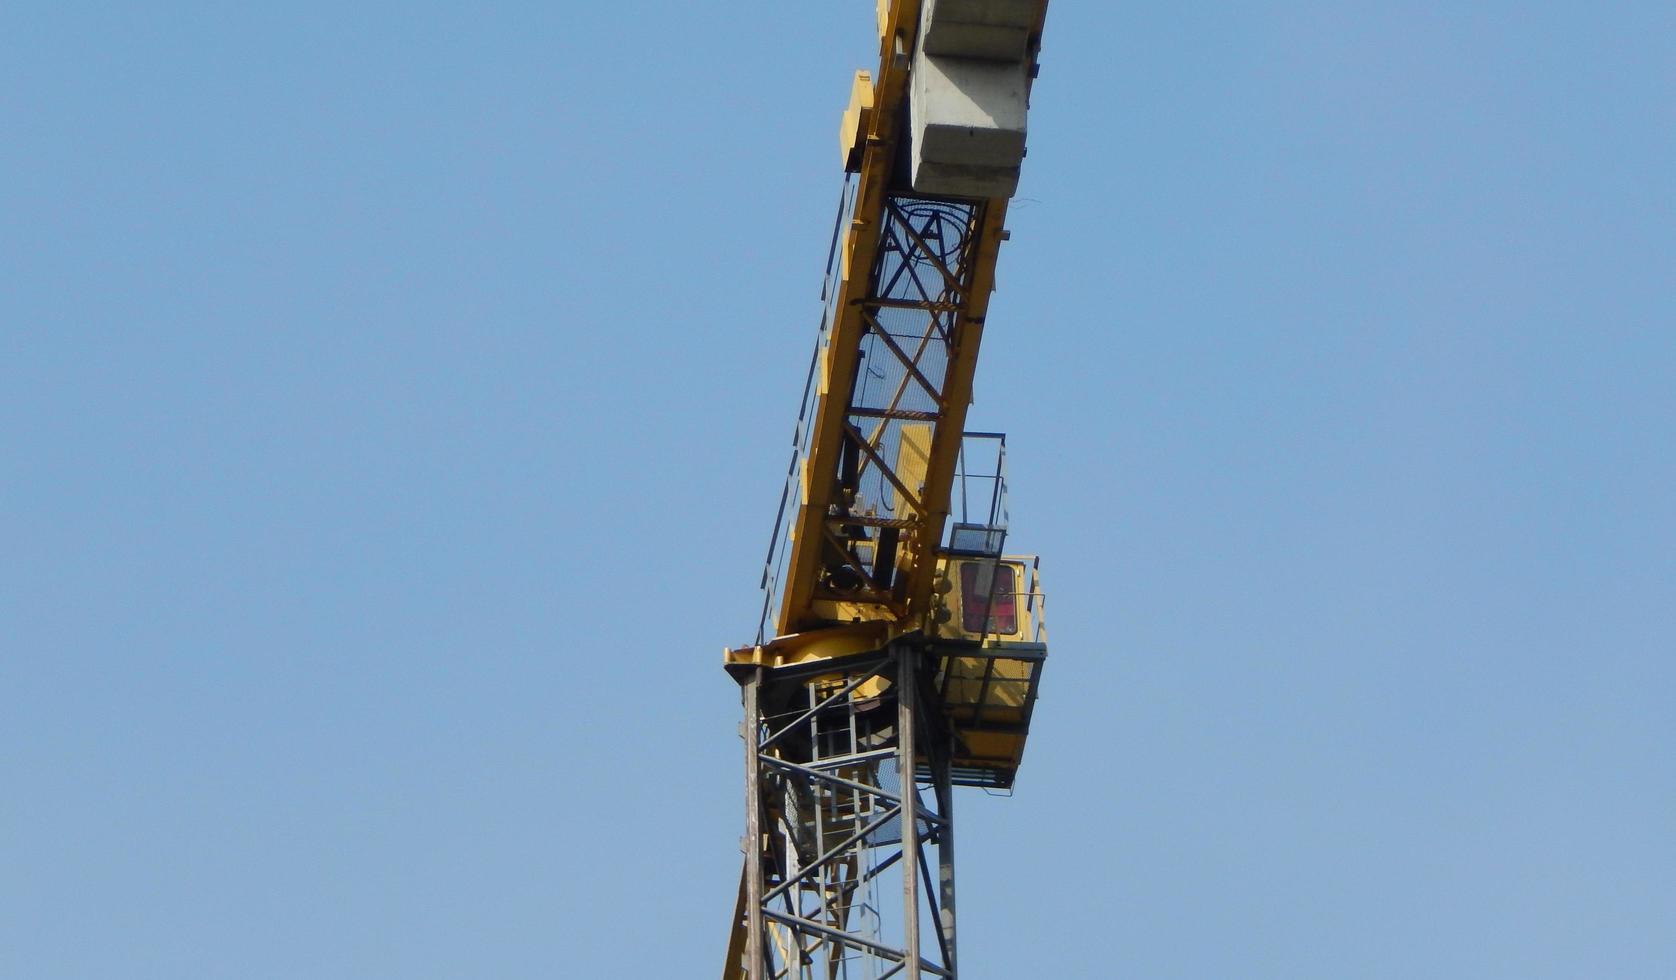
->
xmin=724 ymin=3 xmax=1053 ymax=976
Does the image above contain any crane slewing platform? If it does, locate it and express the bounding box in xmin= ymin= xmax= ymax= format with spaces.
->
xmin=724 ymin=3 xmax=1053 ymax=977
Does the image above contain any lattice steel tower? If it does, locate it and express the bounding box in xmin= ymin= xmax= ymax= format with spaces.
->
xmin=723 ymin=4 xmax=1054 ymax=977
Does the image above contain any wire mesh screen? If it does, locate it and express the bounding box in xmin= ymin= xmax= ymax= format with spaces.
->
xmin=756 ymin=188 xmax=985 ymax=642
xmin=843 ymin=200 xmax=975 ymax=539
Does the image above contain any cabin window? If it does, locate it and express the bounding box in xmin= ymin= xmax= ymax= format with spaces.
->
xmin=959 ymin=562 xmax=1017 ymax=635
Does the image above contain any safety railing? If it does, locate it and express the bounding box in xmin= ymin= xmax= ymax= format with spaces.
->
xmin=757 ymin=175 xmax=859 ymax=643
xmin=946 ymin=432 xmax=1008 ymax=557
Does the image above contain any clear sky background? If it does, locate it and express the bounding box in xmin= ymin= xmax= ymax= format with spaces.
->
xmin=3 ymin=3 xmax=1673 ymax=978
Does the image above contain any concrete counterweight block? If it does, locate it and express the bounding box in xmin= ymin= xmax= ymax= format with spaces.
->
xmin=920 ymin=0 xmax=1044 ymax=61
xmin=909 ymin=0 xmax=1040 ymax=199
xmin=910 ymin=49 xmax=1029 ymax=199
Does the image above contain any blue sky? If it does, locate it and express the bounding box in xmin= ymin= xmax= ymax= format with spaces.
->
xmin=3 ymin=3 xmax=1673 ymax=977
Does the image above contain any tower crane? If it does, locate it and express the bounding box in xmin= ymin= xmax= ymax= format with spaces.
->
xmin=724 ymin=3 xmax=1052 ymax=976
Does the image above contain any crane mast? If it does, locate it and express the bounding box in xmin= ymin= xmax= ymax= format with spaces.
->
xmin=725 ymin=3 xmax=1052 ymax=976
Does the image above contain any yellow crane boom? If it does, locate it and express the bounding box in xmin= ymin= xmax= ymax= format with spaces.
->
xmin=725 ymin=3 xmax=1053 ymax=976
xmin=751 ymin=0 xmax=1047 ymax=645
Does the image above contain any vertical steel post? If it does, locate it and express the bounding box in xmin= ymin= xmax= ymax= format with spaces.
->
xmin=742 ymin=669 xmax=766 ymax=979
xmin=897 ymin=647 xmax=921 ymax=980
xmin=935 ymin=746 xmax=957 ymax=976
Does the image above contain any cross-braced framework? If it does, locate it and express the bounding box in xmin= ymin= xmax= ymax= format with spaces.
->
xmin=820 ymin=198 xmax=980 ymax=606
xmin=758 ymin=193 xmax=992 ymax=641
xmin=732 ymin=646 xmax=959 ymax=979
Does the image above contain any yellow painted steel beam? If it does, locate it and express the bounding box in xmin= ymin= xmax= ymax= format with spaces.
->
xmin=720 ymin=866 xmax=747 ymax=980
xmin=776 ymin=0 xmax=923 ymax=636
